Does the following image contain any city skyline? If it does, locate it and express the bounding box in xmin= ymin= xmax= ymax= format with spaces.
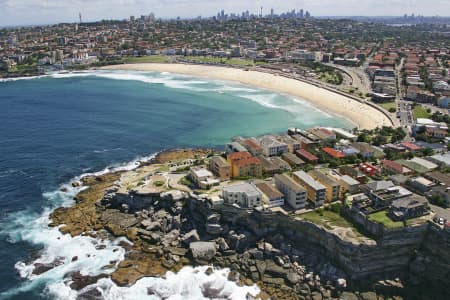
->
xmin=1 ymin=0 xmax=450 ymax=26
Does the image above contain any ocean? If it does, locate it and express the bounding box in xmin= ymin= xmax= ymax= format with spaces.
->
xmin=0 ymin=70 xmax=352 ymax=299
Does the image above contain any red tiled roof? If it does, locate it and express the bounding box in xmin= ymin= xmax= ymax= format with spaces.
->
xmin=227 ymin=151 xmax=252 ymax=162
xmin=383 ymin=159 xmax=404 ymax=173
xmin=296 ymin=149 xmax=318 ymax=161
xmin=322 ymin=147 xmax=345 ymax=159
xmin=233 ymin=157 xmax=261 ymax=167
xmin=244 ymin=139 xmax=262 ymax=151
xmin=400 ymin=142 xmax=422 ymax=151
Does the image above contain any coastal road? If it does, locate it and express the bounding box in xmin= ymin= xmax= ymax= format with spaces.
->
xmin=325 ymin=63 xmax=372 ymax=95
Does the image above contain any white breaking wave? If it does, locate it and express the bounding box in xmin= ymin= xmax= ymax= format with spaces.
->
xmin=0 ymin=75 xmax=48 ymax=82
xmin=1 ymin=151 xmax=260 ymax=300
xmin=46 ymin=266 xmax=259 ymax=300
xmin=1 ymin=69 xmax=353 ymax=131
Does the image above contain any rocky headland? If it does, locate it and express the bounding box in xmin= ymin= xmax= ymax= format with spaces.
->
xmin=47 ymin=149 xmax=450 ymax=300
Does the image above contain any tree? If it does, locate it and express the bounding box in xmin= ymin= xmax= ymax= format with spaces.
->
xmin=429 ymin=194 xmax=448 ymax=208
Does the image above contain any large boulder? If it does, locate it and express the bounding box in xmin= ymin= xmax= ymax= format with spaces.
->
xmin=205 ymin=223 xmax=223 ymax=235
xmin=189 ymin=242 xmax=217 ymax=262
xmin=207 ymin=213 xmax=221 ymax=223
xmin=181 ymin=229 xmax=200 ymax=245
xmin=228 ymin=231 xmax=249 ymax=252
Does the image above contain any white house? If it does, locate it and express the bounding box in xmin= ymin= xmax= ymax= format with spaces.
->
xmin=222 ymin=182 xmax=262 ymax=208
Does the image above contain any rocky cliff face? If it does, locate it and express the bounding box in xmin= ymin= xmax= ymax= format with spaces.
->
xmin=106 ymin=188 xmax=450 ymax=299
xmin=187 ymin=195 xmax=449 ymax=297
xmin=409 ymin=225 xmax=450 ymax=296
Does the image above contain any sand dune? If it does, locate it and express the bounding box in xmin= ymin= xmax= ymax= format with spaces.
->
xmin=101 ymin=63 xmax=393 ymax=130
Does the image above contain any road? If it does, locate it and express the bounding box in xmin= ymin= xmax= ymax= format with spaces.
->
xmin=430 ymin=204 xmax=450 ymax=222
xmin=325 ymin=63 xmax=372 ymax=95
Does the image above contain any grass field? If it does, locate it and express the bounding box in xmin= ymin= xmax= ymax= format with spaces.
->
xmin=379 ymin=102 xmax=397 ymax=112
xmin=298 ymin=208 xmax=362 ymax=236
xmin=182 ymin=56 xmax=263 ymax=67
xmin=121 ymin=55 xmax=172 ymax=64
xmin=368 ymin=210 xmax=404 ymax=228
xmin=413 ymin=105 xmax=432 ymax=119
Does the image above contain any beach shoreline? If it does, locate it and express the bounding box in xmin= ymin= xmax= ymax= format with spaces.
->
xmin=100 ymin=63 xmax=394 ymax=130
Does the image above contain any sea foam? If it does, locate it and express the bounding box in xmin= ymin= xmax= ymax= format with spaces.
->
xmin=2 ymin=151 xmax=260 ymax=300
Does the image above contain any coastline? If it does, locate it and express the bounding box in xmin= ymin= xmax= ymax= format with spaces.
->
xmin=100 ymin=63 xmax=393 ymax=130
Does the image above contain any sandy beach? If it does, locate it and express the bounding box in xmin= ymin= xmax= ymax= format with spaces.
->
xmin=101 ymin=63 xmax=393 ymax=130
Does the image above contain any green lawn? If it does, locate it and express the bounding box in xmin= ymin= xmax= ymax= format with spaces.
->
xmin=121 ymin=55 xmax=172 ymax=64
xmin=413 ymin=105 xmax=432 ymax=119
xmin=298 ymin=209 xmax=361 ymax=233
xmin=379 ymin=102 xmax=397 ymax=112
xmin=368 ymin=210 xmax=404 ymax=229
xmin=182 ymin=56 xmax=261 ymax=67
xmin=320 ymin=72 xmax=342 ymax=85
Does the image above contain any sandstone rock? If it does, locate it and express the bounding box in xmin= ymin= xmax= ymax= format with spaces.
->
xmin=136 ymin=228 xmax=152 ymax=236
xmin=256 ymin=260 xmax=266 ymax=276
xmin=189 ymin=241 xmax=216 ymax=262
xmin=142 ymin=220 xmax=161 ymax=231
xmin=171 ymin=215 xmax=181 ymax=230
xmin=32 ymin=257 xmax=64 ymax=275
xmin=311 ymin=291 xmax=323 ymax=300
xmin=161 ymin=259 xmax=175 ymax=269
xmin=71 ymin=181 xmax=80 ymax=187
xmin=216 ymin=237 xmax=229 ymax=252
xmin=228 ymin=231 xmax=248 ymax=252
xmin=265 ymin=259 xmax=289 ymax=277
xmin=155 ymin=209 xmax=168 ymax=220
xmin=69 ymin=271 xmax=108 ymax=290
xmin=166 ymin=247 xmax=188 ymax=256
xmin=275 ymin=256 xmax=285 ymax=266
xmin=286 ymin=271 xmax=302 ymax=285
xmin=262 ymin=276 xmax=285 ymax=285
xmin=181 ymin=229 xmax=200 ymax=245
xmin=161 ymin=190 xmax=186 ymax=201
xmin=207 ymin=213 xmax=221 ymax=223
xmin=340 ymin=292 xmax=358 ymax=300
xmin=161 ymin=229 xmax=180 ymax=247
xmin=248 ymin=248 xmax=263 ymax=260
xmin=360 ymin=291 xmax=378 ymax=300
xmin=296 ymin=283 xmax=311 ymax=296
xmin=206 ymin=223 xmax=223 ymax=235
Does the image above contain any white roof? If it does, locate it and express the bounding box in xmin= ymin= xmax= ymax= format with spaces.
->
xmin=412 ymin=177 xmax=435 ymax=187
xmin=341 ymin=175 xmax=360 ymax=186
xmin=430 ymin=153 xmax=450 ymax=166
xmin=410 ymin=157 xmax=438 ymax=170
xmin=192 ymin=168 xmax=213 ymax=178
xmin=416 ymin=118 xmax=435 ymax=125
xmin=223 ymin=182 xmax=261 ymax=197
xmin=293 ymin=171 xmax=326 ymax=191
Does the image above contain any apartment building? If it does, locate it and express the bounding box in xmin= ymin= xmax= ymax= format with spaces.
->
xmin=222 ymin=182 xmax=262 ymax=208
xmin=255 ymin=182 xmax=285 ymax=207
xmin=227 ymin=151 xmax=262 ymax=178
xmin=308 ymin=169 xmax=341 ymax=202
xmin=293 ymin=171 xmax=326 ymax=207
xmin=274 ymin=174 xmax=307 ymax=209
xmin=208 ymin=156 xmax=231 ymax=181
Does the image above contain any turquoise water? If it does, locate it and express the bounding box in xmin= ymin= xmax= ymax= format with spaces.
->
xmin=0 ymin=70 xmax=352 ymax=299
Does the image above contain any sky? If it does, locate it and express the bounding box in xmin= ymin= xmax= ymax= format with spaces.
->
xmin=1 ymin=0 xmax=449 ymax=26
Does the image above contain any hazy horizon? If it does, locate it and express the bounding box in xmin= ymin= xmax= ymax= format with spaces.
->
xmin=1 ymin=0 xmax=449 ymax=27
